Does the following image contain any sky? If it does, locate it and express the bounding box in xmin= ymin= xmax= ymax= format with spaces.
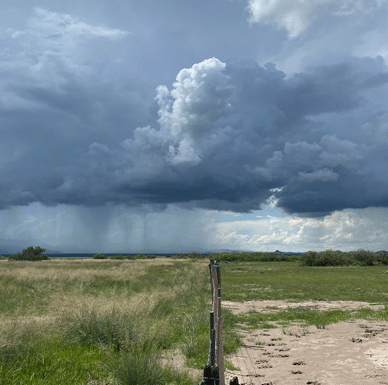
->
xmin=1 ymin=0 xmax=388 ymax=254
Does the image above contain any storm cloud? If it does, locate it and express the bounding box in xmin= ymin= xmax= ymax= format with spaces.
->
xmin=1 ymin=2 xmax=388 ymax=253
xmin=2 ymin=48 xmax=388 ymax=216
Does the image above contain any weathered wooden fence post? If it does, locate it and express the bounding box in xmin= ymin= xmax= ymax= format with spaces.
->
xmin=200 ymin=259 xmax=237 ymax=385
xmin=216 ymin=263 xmax=225 ymax=385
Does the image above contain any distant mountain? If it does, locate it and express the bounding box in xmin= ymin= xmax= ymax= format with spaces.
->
xmin=274 ymin=250 xmax=306 ymax=256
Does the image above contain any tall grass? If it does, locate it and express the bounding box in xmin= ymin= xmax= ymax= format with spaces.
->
xmin=0 ymin=258 xmax=217 ymax=384
xmin=3 ymin=257 xmax=388 ymax=384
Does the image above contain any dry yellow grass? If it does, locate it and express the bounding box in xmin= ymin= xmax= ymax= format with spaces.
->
xmin=0 ymin=258 xmax=209 ymax=353
xmin=0 ymin=258 xmax=181 ymax=283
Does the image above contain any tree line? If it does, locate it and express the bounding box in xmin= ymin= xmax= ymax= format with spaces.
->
xmin=2 ymin=247 xmax=388 ymax=266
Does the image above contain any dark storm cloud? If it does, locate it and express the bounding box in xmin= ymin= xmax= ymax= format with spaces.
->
xmin=1 ymin=6 xmax=388 ymax=217
xmin=114 ymin=55 xmax=387 ymax=215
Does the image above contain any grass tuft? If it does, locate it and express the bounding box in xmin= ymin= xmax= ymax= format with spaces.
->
xmin=59 ymin=306 xmax=141 ymax=351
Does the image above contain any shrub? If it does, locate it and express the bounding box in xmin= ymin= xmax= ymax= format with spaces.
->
xmin=92 ymin=253 xmax=106 ymax=259
xmin=351 ymin=249 xmax=375 ymax=266
xmin=187 ymin=252 xmax=203 ymax=259
xmin=134 ymin=254 xmax=146 ymax=259
xmin=300 ymin=251 xmax=319 ymax=266
xmin=376 ymin=251 xmax=388 ymax=265
xmin=300 ymin=250 xmax=352 ymax=266
xmin=319 ymin=249 xmax=350 ymax=266
xmin=0 ymin=255 xmax=6 ymax=260
xmin=8 ymin=246 xmax=49 ymax=261
xmin=173 ymin=254 xmax=186 ymax=259
xmin=109 ymin=254 xmax=126 ymax=260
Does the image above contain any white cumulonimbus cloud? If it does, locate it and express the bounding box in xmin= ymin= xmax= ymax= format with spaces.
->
xmin=128 ymin=57 xmax=233 ymax=164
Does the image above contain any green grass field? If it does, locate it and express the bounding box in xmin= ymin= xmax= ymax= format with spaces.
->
xmin=221 ymin=261 xmax=388 ymax=303
xmin=1 ymin=258 xmax=388 ymax=384
xmin=221 ymin=261 xmax=388 ymax=334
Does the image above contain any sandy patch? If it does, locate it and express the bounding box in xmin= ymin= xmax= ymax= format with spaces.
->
xmin=160 ymin=348 xmax=202 ymax=379
xmin=221 ymin=301 xmax=388 ymax=385
xmin=222 ymin=300 xmax=385 ymax=315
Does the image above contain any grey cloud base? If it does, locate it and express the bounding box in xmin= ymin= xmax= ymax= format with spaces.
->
xmin=2 ymin=56 xmax=388 ymax=217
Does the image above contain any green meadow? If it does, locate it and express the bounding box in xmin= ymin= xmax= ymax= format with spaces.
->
xmin=1 ymin=256 xmax=388 ymax=384
xmin=221 ymin=261 xmax=388 ymax=331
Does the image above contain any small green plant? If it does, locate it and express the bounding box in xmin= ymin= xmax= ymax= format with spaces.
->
xmin=0 ymin=255 xmax=6 ymax=260
xmin=8 ymin=246 xmax=49 ymax=261
xmin=92 ymin=253 xmax=106 ymax=259
xmin=315 ymin=322 xmax=326 ymax=329
xmin=282 ymin=325 xmax=310 ymax=338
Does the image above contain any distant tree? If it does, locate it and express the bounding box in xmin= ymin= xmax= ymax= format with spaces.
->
xmin=92 ymin=253 xmax=106 ymax=259
xmin=351 ymin=249 xmax=375 ymax=266
xmin=376 ymin=250 xmax=388 ymax=265
xmin=109 ymin=255 xmax=126 ymax=260
xmin=134 ymin=254 xmax=146 ymax=259
xmin=8 ymin=246 xmax=49 ymax=261
xmin=187 ymin=252 xmax=203 ymax=259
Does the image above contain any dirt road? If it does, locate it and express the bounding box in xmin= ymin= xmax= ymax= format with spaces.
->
xmin=222 ymin=300 xmax=388 ymax=385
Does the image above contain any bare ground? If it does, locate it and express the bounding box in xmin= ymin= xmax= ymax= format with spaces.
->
xmin=222 ymin=300 xmax=388 ymax=385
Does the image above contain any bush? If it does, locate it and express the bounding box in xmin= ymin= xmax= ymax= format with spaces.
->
xmin=376 ymin=251 xmax=388 ymax=265
xmin=134 ymin=254 xmax=146 ymax=259
xmin=173 ymin=254 xmax=186 ymax=259
xmin=206 ymin=252 xmax=296 ymax=263
xmin=300 ymin=251 xmax=319 ymax=266
xmin=351 ymin=249 xmax=375 ymax=266
xmin=0 ymin=255 xmax=6 ymax=260
xmin=300 ymin=250 xmax=353 ymax=266
xmin=187 ymin=252 xmax=204 ymax=260
xmin=320 ymin=249 xmax=351 ymax=266
xmin=92 ymin=253 xmax=106 ymax=259
xmin=8 ymin=246 xmax=49 ymax=261
xmin=109 ymin=255 xmax=126 ymax=260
